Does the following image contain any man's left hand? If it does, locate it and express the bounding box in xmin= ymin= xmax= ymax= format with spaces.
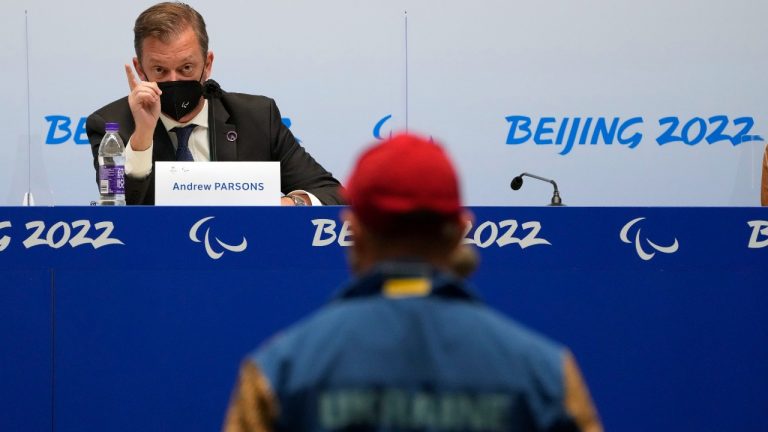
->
xmin=281 ymin=193 xmax=310 ymax=206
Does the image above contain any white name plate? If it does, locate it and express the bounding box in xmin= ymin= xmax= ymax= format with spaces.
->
xmin=154 ymin=161 xmax=281 ymax=206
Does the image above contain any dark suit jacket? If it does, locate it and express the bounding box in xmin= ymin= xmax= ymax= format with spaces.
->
xmin=86 ymin=92 xmax=344 ymax=205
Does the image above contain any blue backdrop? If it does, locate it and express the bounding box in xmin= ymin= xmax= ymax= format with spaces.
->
xmin=1 ymin=206 xmax=767 ymax=431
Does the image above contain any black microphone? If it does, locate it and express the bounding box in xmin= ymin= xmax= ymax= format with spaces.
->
xmin=203 ymin=79 xmax=222 ymax=161
xmin=510 ymin=172 xmax=564 ymax=206
xmin=202 ymin=79 xmax=223 ymax=99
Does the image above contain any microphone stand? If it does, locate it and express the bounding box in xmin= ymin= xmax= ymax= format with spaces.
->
xmin=510 ymin=172 xmax=564 ymax=206
xmin=203 ymin=79 xmax=223 ymax=162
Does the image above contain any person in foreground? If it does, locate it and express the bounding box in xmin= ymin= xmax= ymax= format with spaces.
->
xmin=86 ymin=2 xmax=342 ymax=205
xmin=223 ymin=133 xmax=602 ymax=432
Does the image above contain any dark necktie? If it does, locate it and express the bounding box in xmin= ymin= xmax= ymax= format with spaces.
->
xmin=172 ymin=125 xmax=196 ymax=161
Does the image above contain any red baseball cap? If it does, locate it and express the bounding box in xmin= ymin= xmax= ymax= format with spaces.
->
xmin=344 ymin=133 xmax=462 ymax=230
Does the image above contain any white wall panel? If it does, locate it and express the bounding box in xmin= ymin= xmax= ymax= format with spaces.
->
xmin=1 ymin=0 xmax=765 ymax=206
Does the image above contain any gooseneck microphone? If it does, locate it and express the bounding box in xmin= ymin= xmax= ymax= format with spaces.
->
xmin=203 ymin=79 xmax=223 ymax=162
xmin=510 ymin=172 xmax=564 ymax=206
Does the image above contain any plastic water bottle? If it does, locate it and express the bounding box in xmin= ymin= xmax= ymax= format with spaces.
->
xmin=97 ymin=122 xmax=126 ymax=205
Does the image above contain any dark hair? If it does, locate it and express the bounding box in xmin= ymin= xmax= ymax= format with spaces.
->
xmin=366 ymin=211 xmax=464 ymax=256
xmin=134 ymin=2 xmax=208 ymax=61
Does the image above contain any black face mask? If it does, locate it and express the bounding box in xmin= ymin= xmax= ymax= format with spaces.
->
xmin=149 ymin=67 xmax=206 ymax=121
xmin=157 ymin=79 xmax=203 ymax=121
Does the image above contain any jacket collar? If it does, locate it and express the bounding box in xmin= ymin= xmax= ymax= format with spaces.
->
xmin=209 ymin=95 xmax=238 ymax=161
xmin=335 ymin=260 xmax=480 ymax=302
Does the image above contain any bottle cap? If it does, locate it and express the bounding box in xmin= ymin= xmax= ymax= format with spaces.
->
xmin=105 ymin=122 xmax=119 ymax=132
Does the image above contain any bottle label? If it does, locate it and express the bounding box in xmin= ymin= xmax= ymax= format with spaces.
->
xmin=99 ymin=165 xmax=125 ymax=195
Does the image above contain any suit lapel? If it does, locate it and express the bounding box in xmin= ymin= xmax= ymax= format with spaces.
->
xmin=152 ymin=121 xmax=176 ymax=161
xmin=210 ymin=97 xmax=238 ymax=161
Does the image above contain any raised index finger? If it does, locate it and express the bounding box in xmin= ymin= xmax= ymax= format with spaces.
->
xmin=124 ymin=64 xmax=138 ymax=91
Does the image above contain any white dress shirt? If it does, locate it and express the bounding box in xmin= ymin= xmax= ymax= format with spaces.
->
xmin=125 ymin=100 xmax=321 ymax=205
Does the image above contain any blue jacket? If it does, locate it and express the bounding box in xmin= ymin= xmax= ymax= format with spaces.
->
xmin=224 ymin=262 xmax=601 ymax=432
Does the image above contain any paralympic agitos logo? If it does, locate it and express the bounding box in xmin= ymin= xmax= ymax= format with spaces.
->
xmin=505 ymin=115 xmax=764 ymax=155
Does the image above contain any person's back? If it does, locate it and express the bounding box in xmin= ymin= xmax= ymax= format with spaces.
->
xmin=224 ymin=134 xmax=601 ymax=432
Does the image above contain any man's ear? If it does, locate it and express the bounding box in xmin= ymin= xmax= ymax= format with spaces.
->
xmin=341 ymin=209 xmax=360 ymax=239
xmin=341 ymin=209 xmax=367 ymax=274
xmin=456 ymin=209 xmax=474 ymax=244
xmin=204 ymin=51 xmax=214 ymax=81
xmin=132 ymin=57 xmax=146 ymax=81
xmin=343 ymin=210 xmax=374 ymax=251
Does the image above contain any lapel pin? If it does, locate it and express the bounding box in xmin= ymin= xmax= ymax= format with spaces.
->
xmin=226 ymin=131 xmax=237 ymax=142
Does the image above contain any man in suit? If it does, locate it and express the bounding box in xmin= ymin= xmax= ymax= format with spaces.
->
xmin=86 ymin=2 xmax=343 ymax=205
xmin=223 ymin=134 xmax=602 ymax=432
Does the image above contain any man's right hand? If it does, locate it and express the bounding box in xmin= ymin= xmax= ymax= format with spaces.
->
xmin=125 ymin=64 xmax=161 ymax=151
